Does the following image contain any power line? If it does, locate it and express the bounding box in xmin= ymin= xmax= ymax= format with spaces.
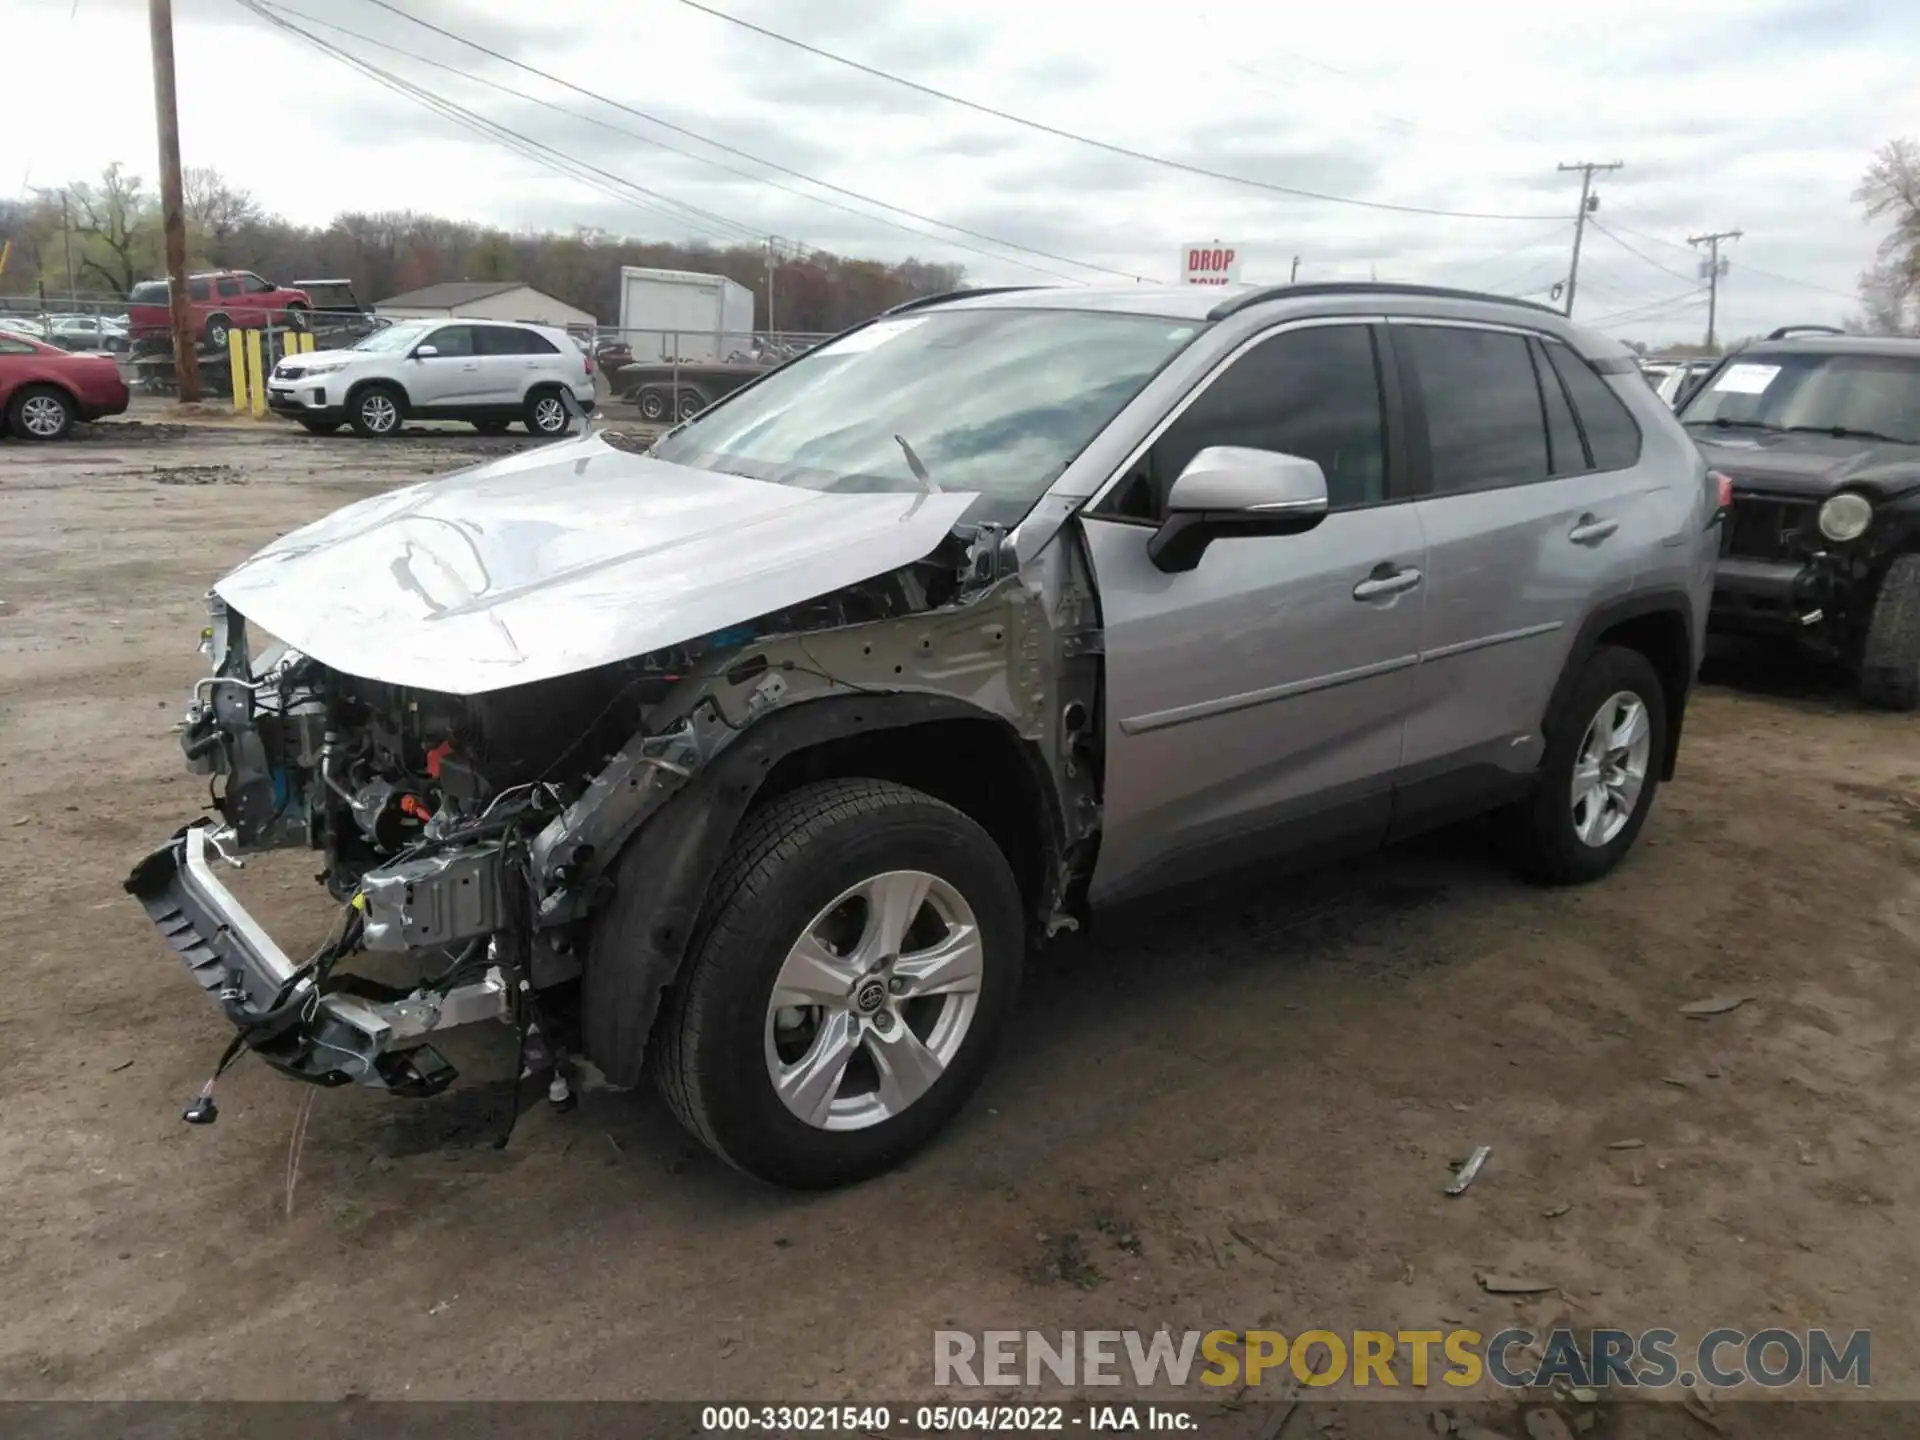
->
xmin=343 ymin=0 xmax=1151 ymax=283
xmin=670 ymin=0 xmax=1570 ymax=222
xmin=1585 ymin=287 xmax=1709 ymax=327
xmin=1602 ymin=213 xmax=1857 ymax=301
xmin=1587 ymin=219 xmax=1696 ymax=284
xmin=240 ymin=1 xmax=771 ymax=246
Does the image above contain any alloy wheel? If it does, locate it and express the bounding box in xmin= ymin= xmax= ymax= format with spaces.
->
xmin=533 ymin=396 xmax=567 ymax=433
xmin=20 ymin=395 xmax=67 ymax=437
xmin=360 ymin=393 xmax=398 ymax=434
xmin=1570 ymin=690 xmax=1651 ymax=848
xmin=764 ymin=870 xmax=983 ymax=1132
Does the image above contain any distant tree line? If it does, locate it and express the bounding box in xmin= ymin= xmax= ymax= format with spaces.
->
xmin=1851 ymin=139 xmax=1919 ymax=335
xmin=0 ymin=164 xmax=966 ymax=333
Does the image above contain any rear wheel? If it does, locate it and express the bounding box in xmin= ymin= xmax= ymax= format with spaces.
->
xmin=524 ymin=387 xmax=571 ymax=438
xmin=1859 ymin=554 xmax=1920 ymax=711
xmin=348 ymin=384 xmax=403 ymax=438
xmin=649 ymin=779 xmax=1024 ymax=1188
xmin=676 ymin=386 xmax=706 ymax=422
xmin=7 ymin=384 xmax=75 ymax=441
xmin=1502 ymin=645 xmax=1666 ymax=885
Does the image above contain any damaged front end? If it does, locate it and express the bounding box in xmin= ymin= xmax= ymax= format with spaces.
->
xmin=126 ymin=517 xmax=1101 ymax=1110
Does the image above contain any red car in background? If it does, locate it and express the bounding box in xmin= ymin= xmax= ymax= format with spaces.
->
xmin=127 ymin=270 xmax=312 ymax=350
xmin=0 ymin=329 xmax=130 ymax=440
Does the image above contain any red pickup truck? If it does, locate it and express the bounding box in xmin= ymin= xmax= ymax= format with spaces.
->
xmin=127 ymin=270 xmax=311 ymax=351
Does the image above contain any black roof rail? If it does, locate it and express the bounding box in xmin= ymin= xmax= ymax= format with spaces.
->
xmin=1208 ymin=281 xmax=1562 ymax=322
xmin=883 ymin=285 xmax=1043 ymax=316
xmin=1764 ymin=324 xmax=1847 ymax=340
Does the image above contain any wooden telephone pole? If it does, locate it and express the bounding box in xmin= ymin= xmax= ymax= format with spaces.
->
xmin=1557 ymin=160 xmax=1622 ymax=318
xmin=149 ymin=0 xmax=202 ymax=401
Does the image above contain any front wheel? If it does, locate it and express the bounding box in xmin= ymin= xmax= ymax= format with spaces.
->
xmin=636 ymin=385 xmax=669 ymax=422
xmin=203 ymin=313 xmax=232 ymax=349
xmin=1858 ymin=554 xmax=1920 ymax=711
xmin=649 ymin=779 xmax=1024 ymax=1188
xmin=1502 ymin=645 xmax=1666 ymax=885
xmin=284 ymin=302 xmax=309 ymax=332
xmin=348 ymin=384 xmax=403 ymax=438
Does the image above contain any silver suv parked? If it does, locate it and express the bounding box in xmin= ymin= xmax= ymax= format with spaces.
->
xmin=266 ymin=317 xmax=598 ymax=438
xmin=127 ymin=283 xmax=1718 ymax=1187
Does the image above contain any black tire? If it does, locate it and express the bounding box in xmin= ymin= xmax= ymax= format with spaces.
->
xmin=472 ymin=418 xmax=512 ymax=435
xmin=524 ymin=387 xmax=571 ymax=438
xmin=347 ymin=383 xmax=404 ymax=439
xmin=298 ymin=419 xmax=342 ymax=435
xmin=647 ymin=779 xmax=1024 ymax=1188
xmin=1503 ymin=645 xmax=1667 ymax=885
xmin=284 ymin=302 xmax=309 ymax=332
xmin=203 ymin=313 xmax=232 ymax=349
xmin=636 ymin=385 xmax=669 ymax=422
xmin=7 ymin=383 xmax=75 ymax=441
xmin=1858 ymin=554 xmax=1920 ymax=712
xmin=676 ymin=386 xmax=707 ymax=422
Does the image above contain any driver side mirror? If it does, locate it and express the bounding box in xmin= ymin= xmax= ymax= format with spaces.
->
xmin=412 ymin=344 xmax=439 ymax=359
xmin=1147 ymin=446 xmax=1330 ymax=572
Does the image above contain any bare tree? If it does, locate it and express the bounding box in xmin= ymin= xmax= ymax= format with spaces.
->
xmin=1852 ymin=139 xmax=1920 ymax=332
xmin=182 ymin=167 xmax=262 ymax=264
xmin=63 ymin=163 xmax=157 ymax=294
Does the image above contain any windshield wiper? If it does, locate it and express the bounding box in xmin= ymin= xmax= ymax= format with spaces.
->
xmin=1784 ymin=424 xmax=1914 ymax=444
xmin=893 ymin=434 xmax=941 ymax=494
xmin=1685 ymin=418 xmax=1784 ymax=431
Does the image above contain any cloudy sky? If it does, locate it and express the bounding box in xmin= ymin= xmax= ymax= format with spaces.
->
xmin=6 ymin=0 xmax=1918 ymax=342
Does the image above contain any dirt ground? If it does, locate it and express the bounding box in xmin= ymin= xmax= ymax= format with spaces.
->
xmin=0 ymin=418 xmax=1916 ymax=1428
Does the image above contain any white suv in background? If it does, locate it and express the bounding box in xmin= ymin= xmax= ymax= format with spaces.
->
xmin=267 ymin=318 xmax=598 ymax=439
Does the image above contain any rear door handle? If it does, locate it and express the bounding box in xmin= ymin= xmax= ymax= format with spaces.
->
xmin=1570 ymin=514 xmax=1619 ymax=544
xmin=1352 ymin=565 xmax=1423 ymax=602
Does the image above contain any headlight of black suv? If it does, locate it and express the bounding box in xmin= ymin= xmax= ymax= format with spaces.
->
xmin=1818 ymin=492 xmax=1873 ymax=543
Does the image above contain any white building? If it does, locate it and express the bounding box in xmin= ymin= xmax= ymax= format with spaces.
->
xmin=373 ymin=281 xmax=595 ymax=330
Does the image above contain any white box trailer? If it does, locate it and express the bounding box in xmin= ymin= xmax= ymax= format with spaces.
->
xmin=617 ymin=266 xmax=756 ymax=363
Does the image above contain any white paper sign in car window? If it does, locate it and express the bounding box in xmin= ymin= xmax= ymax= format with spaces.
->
xmin=1712 ymin=363 xmax=1781 ymax=395
xmin=817 ymin=316 xmax=929 ymax=356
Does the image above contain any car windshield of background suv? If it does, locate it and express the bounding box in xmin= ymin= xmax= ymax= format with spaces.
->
xmin=1680 ymin=352 xmax=1920 ymax=445
xmin=649 ymin=308 xmax=1201 ymax=530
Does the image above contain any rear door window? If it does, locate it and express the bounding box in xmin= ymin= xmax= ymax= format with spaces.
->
xmin=1544 ymin=341 xmax=1643 ymax=471
xmin=1398 ymin=325 xmax=1550 ymax=493
xmin=216 ymin=276 xmax=242 ymax=299
xmin=477 ymin=327 xmax=558 ymax=356
xmin=188 ymin=279 xmax=210 ymax=302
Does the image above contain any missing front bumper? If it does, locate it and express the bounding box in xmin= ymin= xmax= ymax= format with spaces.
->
xmin=124 ymin=825 xmax=509 ymax=1095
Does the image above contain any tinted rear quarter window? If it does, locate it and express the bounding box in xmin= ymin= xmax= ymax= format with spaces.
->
xmin=1400 ymin=325 xmax=1549 ymax=493
xmin=188 ymin=279 xmax=210 ymax=302
xmin=1545 ymin=342 xmax=1642 ymax=471
xmin=1529 ymin=338 xmax=1589 ymax=475
xmin=478 ymin=327 xmax=557 ymax=355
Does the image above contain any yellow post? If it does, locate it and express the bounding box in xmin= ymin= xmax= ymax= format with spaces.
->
xmin=227 ymin=329 xmax=247 ymax=411
xmin=301 ymin=331 xmax=316 ymax=354
xmin=244 ymin=329 xmax=266 ymax=417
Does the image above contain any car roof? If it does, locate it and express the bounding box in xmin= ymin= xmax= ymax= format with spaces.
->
xmin=897 ymin=281 xmax=1564 ymax=323
xmin=1736 ymin=334 xmax=1920 ymax=360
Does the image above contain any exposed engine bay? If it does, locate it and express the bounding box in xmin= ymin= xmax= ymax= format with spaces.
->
xmin=123 ymin=530 xmax=1098 ymax=1115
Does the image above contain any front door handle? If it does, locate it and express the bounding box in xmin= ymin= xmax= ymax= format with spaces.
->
xmin=1569 ymin=513 xmax=1619 ymax=545
xmin=1352 ymin=565 xmax=1423 ymax=602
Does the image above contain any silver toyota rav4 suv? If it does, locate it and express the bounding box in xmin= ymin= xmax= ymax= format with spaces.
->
xmin=128 ymin=283 xmax=1719 ymax=1187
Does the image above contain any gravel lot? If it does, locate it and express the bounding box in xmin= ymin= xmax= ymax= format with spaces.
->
xmin=0 ymin=419 xmax=1916 ymax=1432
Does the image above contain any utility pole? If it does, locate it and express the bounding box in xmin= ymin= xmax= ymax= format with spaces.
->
xmin=1687 ymin=228 xmax=1742 ymax=351
xmin=60 ymin=192 xmax=75 ymax=307
xmin=1557 ymin=160 xmax=1622 ymax=319
xmin=1290 ymin=255 xmax=1300 ymax=283
xmin=764 ymin=235 xmax=776 ymax=338
xmin=149 ymin=0 xmax=201 ymax=400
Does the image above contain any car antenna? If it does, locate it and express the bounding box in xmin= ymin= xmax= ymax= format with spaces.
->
xmin=894 ymin=434 xmax=941 ymax=494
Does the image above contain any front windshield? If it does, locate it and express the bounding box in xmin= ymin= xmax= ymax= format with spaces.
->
xmin=352 ymin=321 xmax=432 ymax=354
xmin=649 ymin=308 xmax=1202 ymax=528
xmin=1679 ymin=351 xmax=1920 ymax=443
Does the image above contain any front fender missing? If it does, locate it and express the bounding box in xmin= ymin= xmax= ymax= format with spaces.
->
xmin=576 ymin=691 xmax=1039 ymax=1085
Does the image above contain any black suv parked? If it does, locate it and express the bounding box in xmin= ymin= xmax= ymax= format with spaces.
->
xmin=1683 ymin=330 xmax=1920 ymax=708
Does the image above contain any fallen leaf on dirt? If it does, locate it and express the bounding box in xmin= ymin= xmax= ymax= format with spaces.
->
xmin=1607 ymin=1139 xmax=1645 ymax=1150
xmin=1798 ymin=1141 xmax=1817 ymax=1166
xmin=108 ymin=1059 xmax=134 ymax=1073
xmin=1662 ymin=1076 xmax=1690 ymax=1088
xmin=1541 ymin=1203 xmax=1571 ymax=1218
xmin=1680 ymin=995 xmax=1749 ymax=1018
xmin=1525 ymin=1411 xmax=1576 ymax=1440
xmin=1479 ymin=1273 xmax=1557 ymax=1294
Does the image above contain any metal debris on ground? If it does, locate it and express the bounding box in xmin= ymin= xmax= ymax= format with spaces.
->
xmin=1446 ymin=1145 xmax=1493 ymax=1196
xmin=1680 ymin=995 xmax=1750 ymax=1018
xmin=1479 ymin=1274 xmax=1557 ymax=1294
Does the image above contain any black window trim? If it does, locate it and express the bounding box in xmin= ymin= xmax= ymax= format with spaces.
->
xmin=1388 ymin=315 xmax=1595 ymax=500
xmin=1539 ymin=335 xmax=1644 ymax=473
xmin=1525 ymin=335 xmax=1594 ymax=476
xmin=1085 ymin=314 xmax=1410 ymax=526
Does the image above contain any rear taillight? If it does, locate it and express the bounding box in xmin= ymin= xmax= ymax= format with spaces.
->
xmin=1712 ymin=470 xmax=1733 ymax=510
xmin=584 ymin=355 xmax=593 ymax=376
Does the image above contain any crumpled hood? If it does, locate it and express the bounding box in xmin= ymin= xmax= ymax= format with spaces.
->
xmin=1693 ymin=429 xmax=1920 ymax=500
xmin=214 ymin=435 xmax=976 ymax=695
